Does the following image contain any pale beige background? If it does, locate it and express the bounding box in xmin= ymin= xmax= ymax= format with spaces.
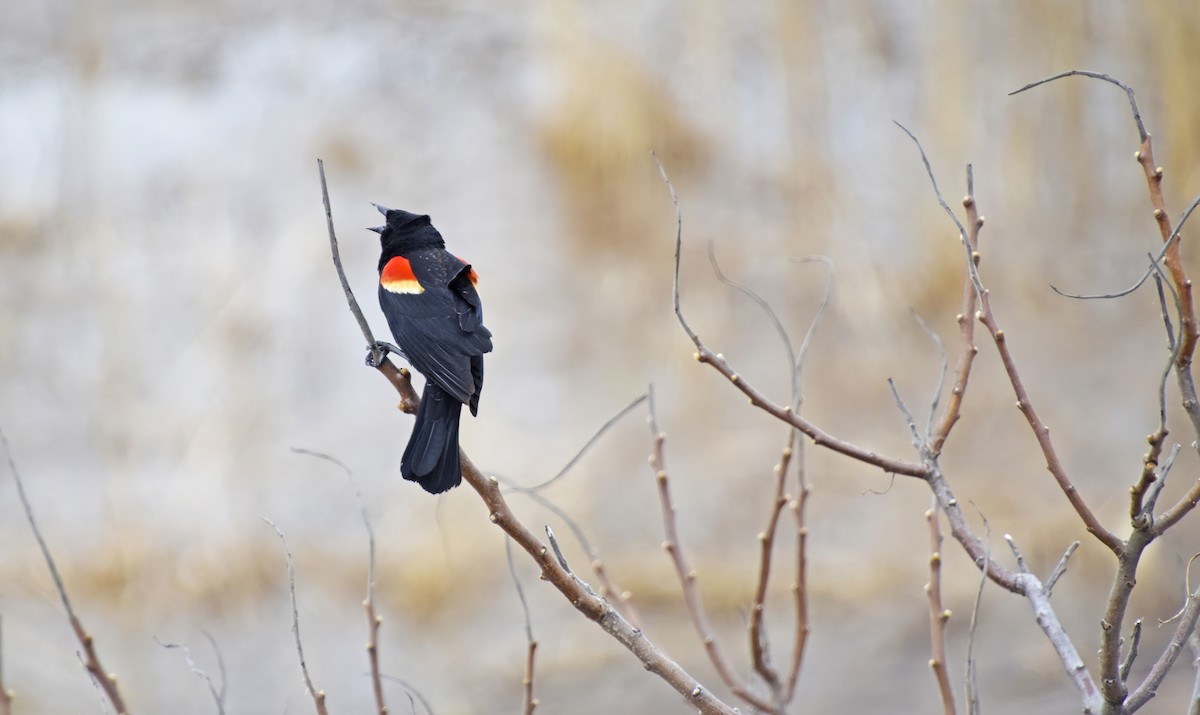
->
xmin=2 ymin=1 xmax=1200 ymax=713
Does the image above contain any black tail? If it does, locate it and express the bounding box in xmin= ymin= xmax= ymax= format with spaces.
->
xmin=401 ymin=383 xmax=463 ymax=494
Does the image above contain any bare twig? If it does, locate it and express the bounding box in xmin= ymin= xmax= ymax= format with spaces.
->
xmin=654 ymin=154 xmax=926 ymax=479
xmin=1043 ymin=541 xmax=1080 ymax=596
xmin=263 ymin=518 xmax=328 ymax=715
xmin=896 ymin=123 xmax=1123 ymax=555
xmin=321 ymin=165 xmax=736 ymax=714
xmin=507 ymin=486 xmax=640 ymax=627
xmin=926 ymin=501 xmax=956 ymax=715
xmin=1010 ymin=70 xmax=1146 ymax=140
xmin=318 ymin=158 xmax=417 ymax=410
xmin=0 ymin=615 xmax=12 ymax=715
xmin=930 ymin=166 xmax=983 ymax=455
xmin=155 ymin=637 xmax=226 ymax=714
xmin=888 ymin=378 xmax=924 ymax=453
xmin=1 ymin=428 xmax=130 ymax=714
xmin=710 ymin=246 xmax=829 ymax=709
xmin=1003 ymin=534 xmax=1101 ymax=712
xmin=291 ymin=448 xmax=387 ymax=715
xmin=378 ymin=674 xmax=435 ymax=715
xmin=1126 ymin=583 xmax=1200 ymax=712
xmin=709 ymin=241 xmax=796 ymax=393
xmin=747 ymin=429 xmax=794 ymax=700
xmin=201 ymin=631 xmax=227 ymax=709
xmin=782 ymin=447 xmax=811 ymax=706
xmin=647 ymin=387 xmax=774 ymax=713
xmin=964 ymin=507 xmax=990 ymax=715
xmin=1045 ymin=196 xmax=1200 ymax=302
xmin=515 ymin=392 xmax=648 ymax=492
xmin=909 ymin=311 xmax=949 ymax=442
xmin=505 ymin=539 xmax=538 ymax=715
xmin=1188 ymin=632 xmax=1200 ymax=715
xmin=1119 ymin=620 xmax=1143 ymax=683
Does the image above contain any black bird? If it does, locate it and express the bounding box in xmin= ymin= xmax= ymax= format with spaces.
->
xmin=369 ymin=204 xmax=492 ymax=493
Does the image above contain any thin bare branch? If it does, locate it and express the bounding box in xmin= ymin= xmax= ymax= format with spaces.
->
xmin=0 ymin=616 xmax=11 ymax=715
xmin=782 ymin=455 xmax=811 ymax=705
xmin=709 ymin=240 xmax=796 ymax=394
xmin=888 ymin=378 xmax=924 ymax=453
xmin=505 ymin=539 xmax=538 ymax=715
xmin=155 ymin=637 xmax=225 ymax=715
xmin=515 ymin=392 xmax=649 ymax=492
xmin=378 ymin=674 xmax=435 ymax=715
xmin=1120 ymin=620 xmax=1143 ymax=683
xmin=1126 ymin=583 xmax=1200 ymax=712
xmin=509 ymin=487 xmax=640 ymax=627
xmin=647 ymin=387 xmax=774 ymax=713
xmin=1046 ymin=196 xmax=1200 ymax=301
xmin=1145 ymin=443 xmax=1180 ymax=518
xmin=748 ymin=429 xmax=794 ymax=701
xmin=897 ymin=124 xmax=1123 ymax=555
xmin=909 ymin=311 xmax=949 ymax=442
xmin=790 ymin=256 xmax=836 ymax=401
xmin=1188 ymin=633 xmax=1200 ymax=715
xmin=1 ymin=428 xmax=130 ymax=714
xmin=1009 ymin=70 xmax=1146 ymax=141
xmin=263 ymin=518 xmax=328 ymax=715
xmin=931 ymin=166 xmax=983 ymax=455
xmin=319 ymin=159 xmax=379 ymax=358
xmin=656 ymin=155 xmax=924 ymax=479
xmin=1002 ymin=532 xmax=1101 ymax=712
xmin=1043 ymin=541 xmax=1079 ymax=596
xmin=926 ymin=502 xmax=956 ymax=715
xmin=291 ymin=447 xmax=387 ymax=715
xmin=964 ymin=507 xmax=990 ymax=715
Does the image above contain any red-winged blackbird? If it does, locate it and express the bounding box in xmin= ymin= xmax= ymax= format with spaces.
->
xmin=369 ymin=204 xmax=492 ymax=493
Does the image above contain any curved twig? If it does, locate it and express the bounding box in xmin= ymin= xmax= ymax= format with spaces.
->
xmin=1009 ymin=70 xmax=1147 ymax=142
xmin=514 ymin=392 xmax=649 ymax=492
xmin=291 ymin=448 xmax=387 ymax=715
xmin=505 ymin=539 xmax=538 ymax=715
xmin=1 ymin=428 xmax=130 ymax=715
xmin=263 ymin=518 xmax=328 ymax=715
xmin=896 ymin=123 xmax=1122 ymax=555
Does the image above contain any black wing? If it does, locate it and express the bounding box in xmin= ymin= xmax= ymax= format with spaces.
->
xmin=378 ymin=262 xmax=491 ymax=406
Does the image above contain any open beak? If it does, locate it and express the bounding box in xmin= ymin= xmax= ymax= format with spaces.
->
xmin=367 ymin=226 xmax=384 ymax=234
xmin=371 ymin=202 xmax=391 ymax=216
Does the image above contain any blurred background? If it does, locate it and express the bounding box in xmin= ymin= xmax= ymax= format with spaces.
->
xmin=3 ymin=1 xmax=1200 ymax=713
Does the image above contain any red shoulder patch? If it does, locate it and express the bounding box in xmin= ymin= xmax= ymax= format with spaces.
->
xmin=381 ymin=257 xmax=424 ymax=294
xmin=454 ymin=255 xmax=479 ymax=285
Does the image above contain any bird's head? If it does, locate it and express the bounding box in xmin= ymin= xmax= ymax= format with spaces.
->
xmin=369 ymin=203 xmax=445 ymax=263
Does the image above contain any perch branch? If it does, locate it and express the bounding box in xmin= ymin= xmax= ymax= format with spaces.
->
xmin=318 ymin=158 xmax=417 ymax=410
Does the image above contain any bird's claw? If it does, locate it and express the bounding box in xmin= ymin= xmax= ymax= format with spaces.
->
xmin=365 ymin=341 xmax=400 ymax=368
